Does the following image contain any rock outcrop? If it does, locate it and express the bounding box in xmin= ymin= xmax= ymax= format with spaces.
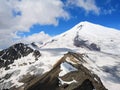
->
xmin=74 ymin=35 xmax=101 ymax=51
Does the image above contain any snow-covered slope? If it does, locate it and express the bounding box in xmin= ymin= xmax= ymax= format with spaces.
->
xmin=43 ymin=21 xmax=120 ymax=55
xmin=0 ymin=21 xmax=120 ymax=90
xmin=25 ymin=52 xmax=107 ymax=90
xmin=0 ymin=43 xmax=63 ymax=90
xmin=41 ymin=21 xmax=120 ymax=90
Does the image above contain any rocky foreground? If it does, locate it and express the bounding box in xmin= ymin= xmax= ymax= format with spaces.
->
xmin=11 ymin=52 xmax=107 ymax=90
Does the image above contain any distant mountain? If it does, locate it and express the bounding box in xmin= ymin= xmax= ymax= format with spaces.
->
xmin=0 ymin=21 xmax=120 ymax=90
xmin=0 ymin=43 xmax=41 ymax=70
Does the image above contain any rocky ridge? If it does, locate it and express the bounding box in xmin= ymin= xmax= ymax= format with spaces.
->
xmin=16 ymin=52 xmax=107 ymax=90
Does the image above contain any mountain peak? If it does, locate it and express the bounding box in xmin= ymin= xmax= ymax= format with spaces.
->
xmin=75 ymin=21 xmax=96 ymax=27
xmin=43 ymin=21 xmax=120 ymax=55
xmin=78 ymin=21 xmax=92 ymax=24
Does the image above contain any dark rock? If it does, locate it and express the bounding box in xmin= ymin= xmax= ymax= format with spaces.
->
xmin=33 ymin=50 xmax=41 ymax=60
xmin=19 ymin=73 xmax=35 ymax=83
xmin=90 ymin=43 xmax=101 ymax=51
xmin=74 ymin=35 xmax=100 ymax=51
xmin=74 ymin=34 xmax=87 ymax=47
xmin=31 ymin=42 xmax=38 ymax=47
xmin=73 ymin=79 xmax=94 ymax=90
xmin=4 ymin=73 xmax=13 ymax=80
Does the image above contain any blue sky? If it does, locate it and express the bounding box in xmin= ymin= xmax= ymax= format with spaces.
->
xmin=0 ymin=0 xmax=120 ymax=48
xmin=25 ymin=0 xmax=120 ymax=36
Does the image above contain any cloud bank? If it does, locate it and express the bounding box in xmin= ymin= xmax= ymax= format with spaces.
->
xmin=0 ymin=0 xmax=69 ymax=49
xmin=18 ymin=31 xmax=51 ymax=44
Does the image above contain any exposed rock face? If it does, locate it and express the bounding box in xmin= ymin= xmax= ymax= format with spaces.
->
xmin=74 ymin=35 xmax=100 ymax=51
xmin=33 ymin=50 xmax=41 ymax=60
xmin=0 ymin=43 xmax=41 ymax=69
xmin=73 ymin=79 xmax=94 ymax=90
xmin=21 ymin=52 xmax=107 ymax=90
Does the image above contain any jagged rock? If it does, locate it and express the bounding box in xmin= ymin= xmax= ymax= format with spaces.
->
xmin=90 ymin=43 xmax=101 ymax=51
xmin=4 ymin=73 xmax=13 ymax=80
xmin=31 ymin=42 xmax=38 ymax=47
xmin=74 ymin=34 xmax=87 ymax=47
xmin=33 ymin=50 xmax=41 ymax=60
xmin=73 ymin=79 xmax=94 ymax=90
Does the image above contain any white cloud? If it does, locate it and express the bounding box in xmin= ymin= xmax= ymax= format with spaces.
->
xmin=18 ymin=31 xmax=51 ymax=44
xmin=0 ymin=0 xmax=69 ymax=49
xmin=67 ymin=0 xmax=100 ymax=15
xmin=103 ymin=8 xmax=115 ymax=15
xmin=12 ymin=0 xmax=69 ymax=29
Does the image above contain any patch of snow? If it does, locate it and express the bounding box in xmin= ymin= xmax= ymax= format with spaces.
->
xmin=9 ymin=53 xmax=36 ymax=68
xmin=59 ymin=62 xmax=78 ymax=77
xmin=94 ymin=77 xmax=98 ymax=82
xmin=58 ymin=78 xmax=77 ymax=86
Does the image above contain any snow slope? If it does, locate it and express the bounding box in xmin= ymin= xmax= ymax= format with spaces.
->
xmin=43 ymin=21 xmax=120 ymax=55
xmin=41 ymin=21 xmax=120 ymax=90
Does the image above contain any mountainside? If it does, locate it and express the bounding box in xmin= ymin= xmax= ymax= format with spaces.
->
xmin=0 ymin=43 xmax=41 ymax=69
xmin=43 ymin=21 xmax=120 ymax=54
xmin=0 ymin=21 xmax=120 ymax=90
xmin=41 ymin=21 xmax=120 ymax=90
xmin=0 ymin=43 xmax=41 ymax=89
xmin=24 ymin=52 xmax=107 ymax=90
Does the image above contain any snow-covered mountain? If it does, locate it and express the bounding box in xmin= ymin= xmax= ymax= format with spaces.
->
xmin=0 ymin=43 xmax=41 ymax=69
xmin=0 ymin=21 xmax=120 ymax=90
xmin=43 ymin=21 xmax=120 ymax=54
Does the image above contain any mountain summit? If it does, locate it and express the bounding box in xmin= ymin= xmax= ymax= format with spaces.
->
xmin=43 ymin=21 xmax=120 ymax=55
xmin=0 ymin=21 xmax=120 ymax=90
